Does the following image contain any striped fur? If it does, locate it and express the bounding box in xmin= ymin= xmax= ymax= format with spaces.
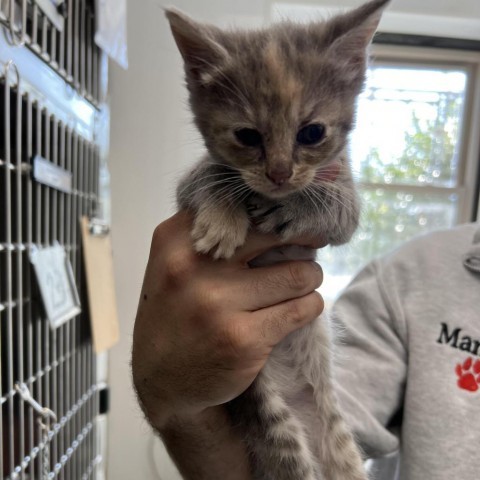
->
xmin=228 ymin=314 xmax=368 ymax=480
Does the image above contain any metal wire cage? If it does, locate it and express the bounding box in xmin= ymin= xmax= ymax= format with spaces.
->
xmin=0 ymin=2 xmax=108 ymax=479
xmin=0 ymin=0 xmax=104 ymax=106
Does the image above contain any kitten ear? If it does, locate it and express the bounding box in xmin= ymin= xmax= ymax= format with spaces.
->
xmin=326 ymin=0 xmax=389 ymax=83
xmin=165 ymin=8 xmax=228 ymax=84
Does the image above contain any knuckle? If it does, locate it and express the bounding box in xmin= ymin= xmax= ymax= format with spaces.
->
xmin=313 ymin=291 xmax=325 ymax=315
xmin=285 ymin=298 xmax=304 ymax=325
xmin=250 ymin=275 xmax=266 ymax=298
xmin=217 ymin=322 xmax=251 ymax=360
xmin=262 ymin=311 xmax=288 ymax=342
xmin=197 ymin=285 xmax=224 ymax=317
xmin=284 ymin=292 xmax=323 ymax=327
xmin=152 ymin=223 xmax=168 ymax=249
xmin=164 ymin=250 xmax=195 ymax=285
xmin=286 ymin=262 xmax=309 ymax=291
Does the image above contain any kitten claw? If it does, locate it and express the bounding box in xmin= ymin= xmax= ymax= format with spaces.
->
xmin=192 ymin=208 xmax=249 ymax=259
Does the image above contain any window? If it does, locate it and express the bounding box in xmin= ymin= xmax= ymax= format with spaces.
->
xmin=320 ymin=45 xmax=480 ymax=299
xmin=272 ymin=0 xmax=480 ymax=298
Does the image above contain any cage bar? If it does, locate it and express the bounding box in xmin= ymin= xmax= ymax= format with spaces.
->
xmin=1 ymin=0 xmax=103 ymax=105
xmin=1 ymin=15 xmax=105 ymax=479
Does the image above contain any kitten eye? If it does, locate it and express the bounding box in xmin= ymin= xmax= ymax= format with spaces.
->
xmin=296 ymin=124 xmax=326 ymax=146
xmin=235 ymin=128 xmax=263 ymax=148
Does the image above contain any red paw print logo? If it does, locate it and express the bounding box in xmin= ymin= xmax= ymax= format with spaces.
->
xmin=455 ymin=357 xmax=480 ymax=392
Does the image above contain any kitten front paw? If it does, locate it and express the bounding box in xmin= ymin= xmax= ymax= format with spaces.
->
xmin=192 ymin=207 xmax=250 ymax=259
xmin=248 ymin=200 xmax=294 ymax=239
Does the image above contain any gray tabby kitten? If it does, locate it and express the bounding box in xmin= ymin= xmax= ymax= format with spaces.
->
xmin=167 ymin=1 xmax=389 ymax=478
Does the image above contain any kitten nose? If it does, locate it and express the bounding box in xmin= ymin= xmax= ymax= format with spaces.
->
xmin=266 ymin=168 xmax=292 ymax=186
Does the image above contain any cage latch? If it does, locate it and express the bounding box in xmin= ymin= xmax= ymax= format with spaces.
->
xmin=15 ymin=382 xmax=58 ymax=480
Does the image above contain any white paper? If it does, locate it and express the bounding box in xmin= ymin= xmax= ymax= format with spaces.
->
xmin=30 ymin=243 xmax=81 ymax=329
xmin=95 ymin=0 xmax=128 ymax=69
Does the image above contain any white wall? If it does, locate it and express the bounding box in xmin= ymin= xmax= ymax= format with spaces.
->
xmin=107 ymin=1 xmax=480 ymax=479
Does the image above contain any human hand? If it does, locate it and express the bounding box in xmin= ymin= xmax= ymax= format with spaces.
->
xmin=131 ymin=211 xmax=325 ymax=430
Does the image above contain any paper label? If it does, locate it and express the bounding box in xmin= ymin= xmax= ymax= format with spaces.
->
xmin=33 ymin=155 xmax=72 ymax=193
xmin=30 ymin=243 xmax=81 ymax=329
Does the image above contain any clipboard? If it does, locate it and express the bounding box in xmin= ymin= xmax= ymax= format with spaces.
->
xmin=80 ymin=216 xmax=120 ymax=353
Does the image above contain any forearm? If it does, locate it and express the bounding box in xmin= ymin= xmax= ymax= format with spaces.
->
xmin=133 ymin=328 xmax=251 ymax=479
xmin=158 ymin=406 xmax=252 ymax=480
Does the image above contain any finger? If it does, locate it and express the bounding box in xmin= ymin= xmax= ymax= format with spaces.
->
xmin=233 ymin=230 xmax=328 ymax=265
xmin=233 ymin=230 xmax=284 ymax=264
xmin=229 ymin=261 xmax=323 ymax=311
xmin=248 ymin=291 xmax=324 ymax=347
xmin=287 ymin=233 xmax=328 ymax=250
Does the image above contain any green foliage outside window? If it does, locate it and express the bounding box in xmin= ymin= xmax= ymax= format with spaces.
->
xmin=322 ymin=92 xmax=462 ymax=281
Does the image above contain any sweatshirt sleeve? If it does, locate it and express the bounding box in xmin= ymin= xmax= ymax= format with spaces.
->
xmin=331 ymin=259 xmax=407 ymax=459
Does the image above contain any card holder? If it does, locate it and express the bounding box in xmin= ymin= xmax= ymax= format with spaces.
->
xmin=80 ymin=215 xmax=119 ymax=353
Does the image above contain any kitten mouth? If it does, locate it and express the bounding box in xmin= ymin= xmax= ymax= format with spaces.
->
xmin=268 ymin=183 xmax=296 ymax=196
xmin=252 ymin=182 xmax=296 ymax=199
xmin=313 ymin=163 xmax=341 ymax=183
xmin=245 ymin=177 xmax=298 ymax=198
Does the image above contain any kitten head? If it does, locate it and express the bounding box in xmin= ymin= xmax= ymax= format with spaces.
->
xmin=166 ymin=0 xmax=389 ymax=199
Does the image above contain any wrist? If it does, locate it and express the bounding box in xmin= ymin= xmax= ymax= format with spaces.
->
xmin=160 ymin=405 xmax=227 ymax=436
xmin=133 ymin=374 xmax=178 ymax=430
xmin=159 ymin=406 xmax=253 ymax=480
xmin=132 ymin=365 xmax=208 ymax=431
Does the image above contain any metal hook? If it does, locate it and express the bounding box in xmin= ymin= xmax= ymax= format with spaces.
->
xmin=89 ymin=218 xmax=110 ymax=237
xmin=4 ymin=59 xmax=21 ymax=88
xmin=15 ymin=382 xmax=58 ymax=424
xmin=7 ymin=0 xmax=26 ymax=47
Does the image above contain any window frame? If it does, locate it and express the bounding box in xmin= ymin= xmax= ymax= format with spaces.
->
xmin=368 ymin=43 xmax=480 ymax=224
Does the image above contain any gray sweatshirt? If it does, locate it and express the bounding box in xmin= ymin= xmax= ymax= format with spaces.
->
xmin=332 ymin=223 xmax=480 ymax=479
